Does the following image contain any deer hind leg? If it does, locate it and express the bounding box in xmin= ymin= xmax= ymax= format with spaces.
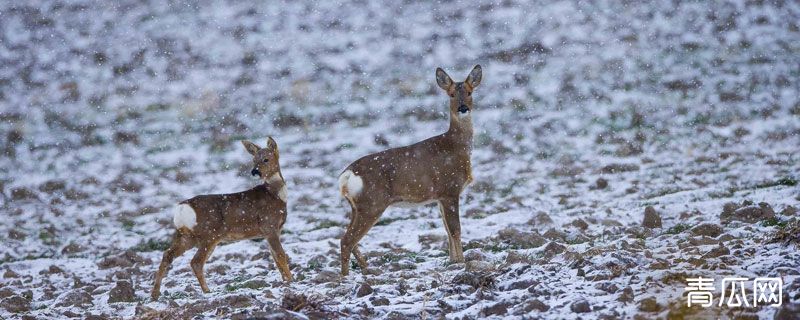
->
xmin=439 ymin=198 xmax=464 ymax=263
xmin=340 ymin=202 xmax=384 ymax=276
xmin=151 ymin=231 xmax=194 ymax=300
xmin=190 ymin=240 xmax=218 ymax=293
xmin=266 ymin=233 xmax=293 ymax=282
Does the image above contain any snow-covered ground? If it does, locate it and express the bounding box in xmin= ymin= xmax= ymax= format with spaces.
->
xmin=1 ymin=0 xmax=799 ymax=318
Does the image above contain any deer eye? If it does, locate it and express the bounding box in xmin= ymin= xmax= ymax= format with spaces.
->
xmin=468 ymin=92 xmax=471 ymax=96
xmin=449 ymin=93 xmax=455 ymax=97
xmin=263 ymin=159 xmax=269 ymax=163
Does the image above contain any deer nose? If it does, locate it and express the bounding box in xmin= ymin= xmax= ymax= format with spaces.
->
xmin=251 ymin=168 xmax=261 ymax=177
xmin=458 ymin=105 xmax=469 ymax=113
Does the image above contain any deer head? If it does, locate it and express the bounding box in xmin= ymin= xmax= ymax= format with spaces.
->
xmin=242 ymin=137 xmax=282 ymax=183
xmin=436 ymin=65 xmax=482 ymax=120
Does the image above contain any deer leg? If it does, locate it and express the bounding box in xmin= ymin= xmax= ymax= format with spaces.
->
xmin=341 ymin=204 xmax=383 ymax=276
xmin=266 ymin=233 xmax=293 ymax=282
xmin=439 ymin=198 xmax=464 ymax=263
xmin=190 ymin=241 xmax=218 ymax=293
xmin=151 ymin=231 xmax=193 ymax=300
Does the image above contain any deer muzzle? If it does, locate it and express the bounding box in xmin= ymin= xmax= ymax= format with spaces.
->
xmin=251 ymin=168 xmax=261 ymax=177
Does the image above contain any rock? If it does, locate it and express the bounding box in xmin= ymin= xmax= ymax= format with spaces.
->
xmin=3 ymin=269 xmax=19 ymax=279
xmin=97 ymin=250 xmax=151 ymax=270
xmin=690 ymin=223 xmax=723 ymax=237
xmin=618 ymin=287 xmax=634 ymax=303
xmin=638 ymin=297 xmax=661 ymax=312
xmin=281 ymin=291 xmax=308 ymax=312
xmin=688 ymin=236 xmax=718 ymax=246
xmin=571 ymin=218 xmax=589 ymax=230
xmin=61 ymin=242 xmax=85 ymax=254
xmin=523 ymin=299 xmax=550 ymax=312
xmin=595 ymin=178 xmax=609 ymax=189
xmin=498 ymin=227 xmax=546 ymax=248
xmin=542 ymin=228 xmax=566 ymax=241
xmin=465 ymin=260 xmax=494 ymax=273
xmin=601 ymin=163 xmax=639 ymax=174
xmin=108 ymin=281 xmax=136 ymax=303
xmin=595 ymin=282 xmax=619 ymax=293
xmin=7 ymin=230 xmax=25 ymax=241
xmin=10 ymin=187 xmax=38 ymax=201
xmin=542 ymin=241 xmax=566 ymax=258
xmin=56 ymin=290 xmax=93 ymax=307
xmin=356 ymin=283 xmax=373 ymax=297
xmin=482 ymin=301 xmax=510 ymax=316
xmin=370 ymin=297 xmax=390 ymax=306
xmin=570 ymin=300 xmax=591 ymax=313
xmin=773 ymin=302 xmax=800 ymax=320
xmin=452 ymin=271 xmax=494 ymax=290
xmin=240 ymin=279 xmax=269 ymax=289
xmin=312 ymin=270 xmax=339 ymax=284
xmin=702 ymin=244 xmax=730 ymax=259
xmin=506 ymin=279 xmax=538 ymax=291
xmin=505 ymin=251 xmax=533 ymax=265
xmin=463 ymin=250 xmax=486 ymax=262
xmin=1 ymin=295 xmax=30 ymax=313
xmin=534 ymin=211 xmax=553 ymax=225
xmin=720 ymin=202 xmax=775 ymax=223
xmin=780 ymin=206 xmax=797 ymax=216
xmin=642 ymin=206 xmax=662 ymax=228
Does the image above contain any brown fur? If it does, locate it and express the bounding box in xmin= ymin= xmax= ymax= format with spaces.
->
xmin=339 ymin=65 xmax=482 ymax=276
xmin=151 ymin=137 xmax=292 ymax=300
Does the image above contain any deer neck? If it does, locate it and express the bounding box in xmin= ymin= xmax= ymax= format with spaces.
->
xmin=447 ymin=112 xmax=473 ymax=150
xmin=265 ymin=172 xmax=287 ymax=203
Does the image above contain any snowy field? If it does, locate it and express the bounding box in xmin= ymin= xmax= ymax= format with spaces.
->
xmin=1 ymin=0 xmax=799 ymax=319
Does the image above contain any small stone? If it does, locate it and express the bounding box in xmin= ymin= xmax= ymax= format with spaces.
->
xmin=638 ymin=297 xmax=661 ymax=312
xmin=356 ymin=283 xmax=373 ymax=297
xmin=523 ymin=299 xmax=550 ymax=312
xmin=780 ymin=206 xmax=797 ymax=216
xmin=542 ymin=228 xmax=566 ymax=241
xmin=720 ymin=202 xmax=775 ymax=223
xmin=312 ymin=270 xmax=339 ymax=284
xmin=690 ymin=223 xmax=723 ymax=237
xmin=570 ymin=300 xmax=591 ymax=313
xmin=702 ymin=244 xmax=730 ymax=259
xmin=571 ymin=218 xmax=589 ymax=230
xmin=506 ymin=279 xmax=538 ymax=291
xmin=542 ymin=242 xmax=566 ymax=258
xmin=595 ymin=178 xmax=609 ymax=189
xmin=3 ymin=269 xmax=19 ymax=279
xmin=108 ymin=281 xmax=136 ymax=303
xmin=56 ymin=290 xmax=93 ymax=307
xmin=1 ymin=295 xmax=30 ymax=313
xmin=618 ymin=287 xmax=634 ymax=303
xmin=463 ymin=250 xmax=486 ymax=262
xmin=370 ymin=297 xmax=390 ymax=306
xmin=535 ymin=211 xmax=553 ymax=225
xmin=498 ymin=227 xmax=546 ymax=248
xmin=465 ymin=260 xmax=494 ymax=273
xmin=481 ymin=301 xmax=510 ymax=316
xmin=642 ymin=206 xmax=662 ymax=228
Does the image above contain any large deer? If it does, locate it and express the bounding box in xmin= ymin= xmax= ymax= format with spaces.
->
xmin=151 ymin=137 xmax=292 ymax=300
xmin=338 ymin=65 xmax=482 ymax=276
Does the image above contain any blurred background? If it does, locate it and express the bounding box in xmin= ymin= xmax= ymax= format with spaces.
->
xmin=1 ymin=0 xmax=799 ymax=318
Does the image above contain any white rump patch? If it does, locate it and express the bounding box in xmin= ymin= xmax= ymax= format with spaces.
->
xmin=173 ymin=204 xmax=197 ymax=230
xmin=339 ymin=170 xmax=363 ymax=198
xmin=278 ymin=185 xmax=287 ymax=202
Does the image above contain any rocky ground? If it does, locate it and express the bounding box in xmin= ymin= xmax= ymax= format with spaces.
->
xmin=1 ymin=0 xmax=799 ymax=319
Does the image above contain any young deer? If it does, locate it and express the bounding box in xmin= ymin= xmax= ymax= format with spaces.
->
xmin=151 ymin=137 xmax=292 ymax=300
xmin=338 ymin=65 xmax=482 ymax=276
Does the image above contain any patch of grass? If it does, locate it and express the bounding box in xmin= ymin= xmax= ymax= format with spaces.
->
xmin=755 ymin=177 xmax=797 ymax=189
xmin=310 ymin=219 xmax=344 ymax=230
xmin=376 ymin=216 xmax=411 ymax=226
xmin=761 ymin=217 xmax=787 ymax=228
xmin=665 ymin=224 xmax=691 ymax=235
xmin=121 ymin=219 xmax=135 ymax=231
xmin=132 ymin=238 xmax=171 ymax=252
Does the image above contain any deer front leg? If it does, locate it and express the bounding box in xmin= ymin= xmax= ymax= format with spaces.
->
xmin=190 ymin=241 xmax=218 ymax=293
xmin=439 ymin=198 xmax=464 ymax=263
xmin=151 ymin=232 xmax=193 ymax=300
xmin=266 ymin=233 xmax=293 ymax=282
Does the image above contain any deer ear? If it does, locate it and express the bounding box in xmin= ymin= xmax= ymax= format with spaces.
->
xmin=466 ymin=65 xmax=482 ymax=88
xmin=241 ymin=140 xmax=260 ymax=155
xmin=266 ymin=136 xmax=278 ymax=152
xmin=435 ymin=67 xmax=453 ymax=91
